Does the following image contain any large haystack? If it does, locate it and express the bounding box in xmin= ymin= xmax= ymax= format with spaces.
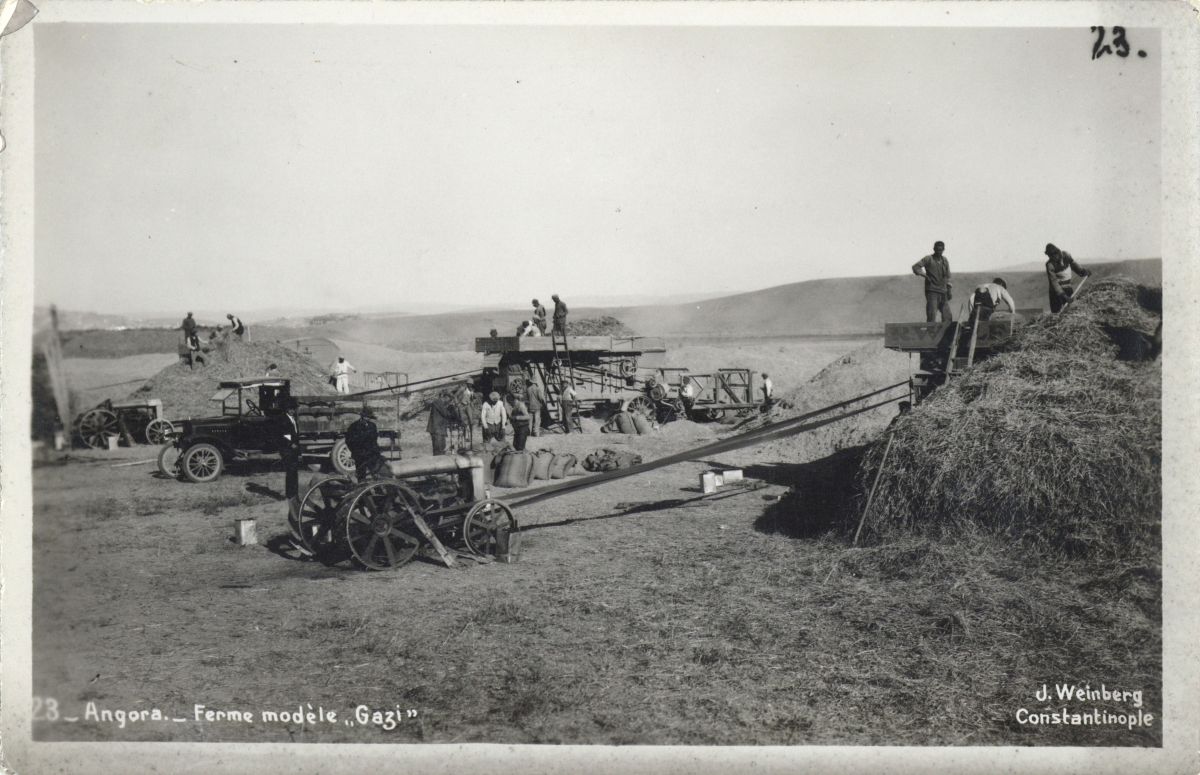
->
xmin=853 ymin=277 xmax=1161 ymax=561
xmin=129 ymin=337 xmax=336 ymax=419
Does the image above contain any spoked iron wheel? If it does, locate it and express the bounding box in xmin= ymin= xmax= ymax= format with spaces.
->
xmin=462 ymin=499 xmax=517 ymax=558
xmin=144 ymin=418 xmax=176 ymax=445
xmin=292 ymin=475 xmax=353 ymax=556
xmin=76 ymin=408 xmax=118 ymax=449
xmin=701 ymin=407 xmax=727 ymax=422
xmin=335 ymin=481 xmax=424 ymax=571
xmin=330 ymin=439 xmax=355 ymax=476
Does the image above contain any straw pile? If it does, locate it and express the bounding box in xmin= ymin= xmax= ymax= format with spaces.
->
xmin=852 ymin=277 xmax=1161 ymax=561
xmin=566 ymin=316 xmax=634 ymax=336
xmin=128 ymin=337 xmax=336 ymax=419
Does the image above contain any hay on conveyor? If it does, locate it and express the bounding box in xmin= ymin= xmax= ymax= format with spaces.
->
xmin=128 ymin=337 xmax=336 ymax=419
xmin=853 ymin=277 xmax=1161 ymax=561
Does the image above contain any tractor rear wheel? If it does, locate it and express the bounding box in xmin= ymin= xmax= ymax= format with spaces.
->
xmin=182 ymin=443 xmax=224 ymax=483
xmin=76 ymin=408 xmax=118 ymax=449
xmin=293 ymin=475 xmax=353 ymax=557
xmin=335 ymin=481 xmax=423 ymax=571
xmin=626 ymin=396 xmax=656 ymax=423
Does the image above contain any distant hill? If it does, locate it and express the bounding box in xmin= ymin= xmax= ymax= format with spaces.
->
xmin=54 ymin=258 xmax=1160 ymax=354
xmin=257 ymin=258 xmax=1163 ymax=348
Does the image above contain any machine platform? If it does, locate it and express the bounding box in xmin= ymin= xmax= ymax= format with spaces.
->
xmin=475 ymin=335 xmax=666 ymax=354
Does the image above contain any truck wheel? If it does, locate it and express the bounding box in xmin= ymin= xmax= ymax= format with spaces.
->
xmin=330 ymin=439 xmax=355 ymax=476
xmin=157 ymin=443 xmax=182 ymax=478
xmin=182 ymin=443 xmax=224 ymax=483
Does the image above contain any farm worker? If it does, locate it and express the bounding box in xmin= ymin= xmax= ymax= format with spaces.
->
xmin=968 ymin=277 xmax=1017 ymax=322
xmin=345 ymin=406 xmax=392 ymax=481
xmin=181 ymin=312 xmax=197 ymax=338
xmin=560 ymin=381 xmax=580 ymax=433
xmin=426 ymin=392 xmax=459 ymax=456
xmin=186 ymin=333 xmax=205 ymax=370
xmin=509 ymin=395 xmax=532 ymax=451
xmin=760 ymin=373 xmax=774 ymax=413
xmin=517 ymin=320 xmax=541 ymax=337
xmin=679 ymin=380 xmax=696 ymax=419
xmin=912 ymin=241 xmax=953 ymax=323
xmin=226 ymin=313 xmax=247 ymax=339
xmin=531 ymin=299 xmax=548 ymax=334
xmin=551 ymin=294 xmax=569 ymax=335
xmin=527 ymin=379 xmax=546 ymax=437
xmin=481 ymin=391 xmax=509 ymax=443
xmin=331 ymin=357 xmax=356 ymax=394
xmin=456 ymin=381 xmax=478 ymax=447
xmin=1044 ymin=243 xmax=1091 ymax=313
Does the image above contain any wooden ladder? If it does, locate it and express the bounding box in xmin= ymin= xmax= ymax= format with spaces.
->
xmin=548 ymin=332 xmax=581 ymax=432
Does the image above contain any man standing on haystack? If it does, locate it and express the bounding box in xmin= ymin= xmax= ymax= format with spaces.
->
xmin=1044 ymin=243 xmax=1091 ymax=313
xmin=227 ymin=313 xmax=248 ymax=340
xmin=912 ymin=241 xmax=953 ymax=323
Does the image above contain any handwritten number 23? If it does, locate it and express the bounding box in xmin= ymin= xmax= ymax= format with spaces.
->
xmin=1091 ymin=26 xmax=1130 ymax=59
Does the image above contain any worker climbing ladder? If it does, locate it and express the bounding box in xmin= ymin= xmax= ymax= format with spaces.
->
xmin=547 ymin=331 xmax=582 ymax=432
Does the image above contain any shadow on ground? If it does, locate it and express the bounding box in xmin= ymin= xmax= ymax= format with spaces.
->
xmin=698 ymin=445 xmax=868 ymax=539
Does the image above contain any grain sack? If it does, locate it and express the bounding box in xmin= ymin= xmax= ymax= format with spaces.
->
xmin=615 ymin=412 xmax=636 ymax=434
xmin=495 ymin=450 xmax=534 ymax=488
xmin=531 ymin=450 xmax=554 ymax=480
xmin=549 ymin=453 xmax=577 ymax=479
xmin=631 ymin=413 xmax=651 ymax=435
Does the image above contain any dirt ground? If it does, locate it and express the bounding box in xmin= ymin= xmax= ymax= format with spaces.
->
xmin=31 ymin=401 xmax=1159 ymax=746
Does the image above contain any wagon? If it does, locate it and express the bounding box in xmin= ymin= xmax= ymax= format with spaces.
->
xmin=290 ymin=455 xmax=515 ymax=570
xmin=158 ymin=379 xmax=400 ymax=483
xmin=73 ymin=398 xmax=176 ymax=449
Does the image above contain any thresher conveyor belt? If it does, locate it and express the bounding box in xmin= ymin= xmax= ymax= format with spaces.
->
xmin=506 ymin=380 xmax=909 ymax=509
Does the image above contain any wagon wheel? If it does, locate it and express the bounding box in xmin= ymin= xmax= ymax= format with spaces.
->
xmin=506 ymin=375 xmax=526 ymax=399
xmin=462 ymin=499 xmax=517 ymax=558
xmin=335 ymin=481 xmax=423 ymax=571
xmin=618 ymin=358 xmax=638 ymax=378
xmin=182 ymin=443 xmax=224 ymax=483
xmin=702 ymin=407 xmax=727 ymax=422
xmin=330 ymin=439 xmax=355 ymax=476
xmin=76 ymin=408 xmax=118 ymax=449
xmin=626 ymin=396 xmax=656 ymax=422
xmin=144 ymin=418 xmax=175 ymax=445
xmin=156 ymin=443 xmax=182 ymax=478
xmin=292 ymin=475 xmax=353 ymax=555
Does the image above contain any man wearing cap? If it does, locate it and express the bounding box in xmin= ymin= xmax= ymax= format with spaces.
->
xmin=551 ymin=294 xmax=569 ymax=335
xmin=532 ymin=299 xmax=548 ymax=334
xmin=456 ymin=381 xmax=478 ymax=447
xmin=912 ymin=241 xmax=953 ymax=323
xmin=181 ymin=312 xmax=197 ymax=338
xmin=560 ymin=381 xmax=580 ymax=433
xmin=344 ymin=406 xmax=392 ymax=481
xmin=481 ymin=391 xmax=509 ymax=443
xmin=527 ymin=377 xmax=546 ymax=437
xmin=968 ymin=277 xmax=1017 ymax=322
xmin=1044 ymin=243 xmax=1091 ymax=313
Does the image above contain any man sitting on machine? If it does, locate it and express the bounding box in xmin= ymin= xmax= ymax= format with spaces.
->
xmin=344 ymin=406 xmax=393 ymax=481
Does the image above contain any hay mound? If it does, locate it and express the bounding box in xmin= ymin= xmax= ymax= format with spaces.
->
xmin=854 ymin=277 xmax=1161 ymax=561
xmin=567 ymin=316 xmax=634 ymax=336
xmin=129 ymin=338 xmax=336 ymax=419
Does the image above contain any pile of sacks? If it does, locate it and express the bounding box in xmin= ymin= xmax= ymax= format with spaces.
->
xmin=581 ymin=448 xmax=644 ymax=472
xmin=601 ymin=411 xmax=653 ymax=435
xmin=484 ymin=447 xmax=581 ymax=488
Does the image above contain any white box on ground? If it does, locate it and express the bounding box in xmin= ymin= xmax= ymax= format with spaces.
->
xmin=722 ymin=469 xmax=744 ymax=483
xmin=700 ymin=472 xmax=717 ymax=494
xmin=235 ymin=519 xmax=258 ymax=546
xmin=105 ymin=436 xmax=119 ymax=452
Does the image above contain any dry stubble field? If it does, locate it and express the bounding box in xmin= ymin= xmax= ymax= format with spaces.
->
xmin=31 ymin=337 xmax=1160 ymax=746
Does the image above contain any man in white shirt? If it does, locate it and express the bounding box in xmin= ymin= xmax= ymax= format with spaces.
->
xmin=481 ymin=391 xmax=509 ymax=442
xmin=967 ymin=277 xmax=1017 ymax=322
xmin=331 ymin=357 xmax=356 ymax=394
xmin=760 ymin=373 xmax=774 ymax=413
xmin=560 ymin=382 xmax=580 ymax=433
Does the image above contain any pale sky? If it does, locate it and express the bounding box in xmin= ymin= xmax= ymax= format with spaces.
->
xmin=35 ymin=23 xmax=1161 ymax=315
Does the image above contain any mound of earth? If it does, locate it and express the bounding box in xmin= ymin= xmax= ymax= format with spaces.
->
xmin=566 ymin=316 xmax=634 ymax=336
xmin=853 ymin=276 xmax=1161 ymax=561
xmin=129 ymin=338 xmax=336 ymax=419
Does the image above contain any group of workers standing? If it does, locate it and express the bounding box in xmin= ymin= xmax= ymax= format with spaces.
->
xmin=912 ymin=241 xmax=1091 ymax=323
xmin=425 ymin=376 xmax=580 ymax=456
xmin=517 ymin=295 xmax=568 ymax=337
xmin=179 ymin=312 xmax=248 ymax=369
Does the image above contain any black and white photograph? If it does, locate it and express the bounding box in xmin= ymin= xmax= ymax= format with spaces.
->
xmin=3 ymin=2 xmax=1198 ymax=773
